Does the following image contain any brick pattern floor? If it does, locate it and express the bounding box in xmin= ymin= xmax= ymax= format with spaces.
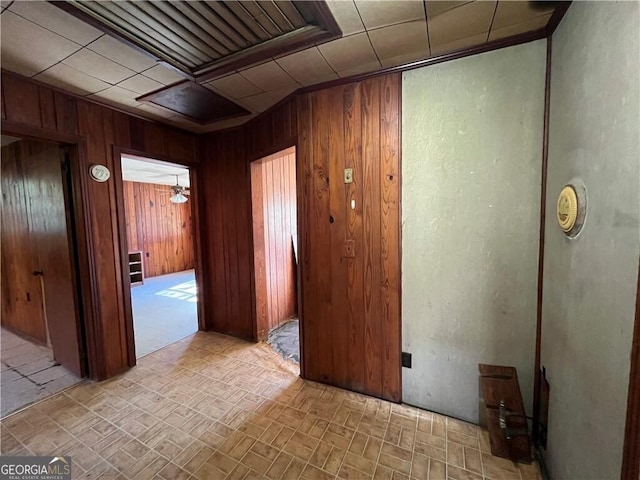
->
xmin=1 ymin=328 xmax=82 ymax=417
xmin=0 ymin=332 xmax=541 ymax=480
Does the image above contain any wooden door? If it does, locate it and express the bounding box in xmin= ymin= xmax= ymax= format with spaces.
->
xmin=1 ymin=143 xmax=47 ymax=343
xmin=20 ymin=140 xmax=83 ymax=376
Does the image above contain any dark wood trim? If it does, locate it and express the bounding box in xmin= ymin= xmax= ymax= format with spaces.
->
xmin=544 ymin=2 xmax=572 ymax=35
xmin=112 ymin=146 xmax=204 ymax=364
xmin=622 ymin=256 xmax=640 ymax=480
xmin=111 ymin=146 xmax=137 ymax=367
xmin=189 ymin=167 xmax=207 ymax=333
xmin=1 ymin=70 xmax=195 ymax=137
xmin=533 ymin=37 xmax=552 ymax=445
xmin=1 ymin=120 xmax=82 ymax=145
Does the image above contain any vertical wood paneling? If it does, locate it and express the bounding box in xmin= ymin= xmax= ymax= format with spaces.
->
xmin=122 ymin=181 xmax=194 ymax=278
xmin=296 ymin=75 xmax=401 ymax=402
xmin=1 ymin=71 xmax=197 ymax=380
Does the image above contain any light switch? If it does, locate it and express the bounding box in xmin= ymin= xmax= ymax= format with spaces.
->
xmin=344 ymin=168 xmax=353 ymax=184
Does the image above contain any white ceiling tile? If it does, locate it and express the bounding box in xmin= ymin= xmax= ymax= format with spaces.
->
xmin=142 ymin=64 xmax=186 ymax=85
xmin=118 ymin=74 xmax=164 ymax=95
xmin=425 ymin=1 xmax=473 ymax=19
xmin=368 ymin=20 xmax=429 ymax=68
xmin=207 ymin=73 xmax=263 ymax=99
xmin=88 ymin=85 xmax=143 ymax=109
xmin=326 ymin=0 xmax=365 ymax=36
xmin=64 ymin=49 xmax=136 ymax=84
xmin=35 ymin=63 xmax=110 ymax=96
xmin=337 ymin=61 xmax=383 ymax=78
xmin=276 ymin=47 xmax=338 ymax=86
xmin=1 ymin=11 xmax=80 ymax=77
xmin=318 ymin=32 xmax=381 ymax=74
xmin=136 ymin=104 xmax=175 ymax=120
xmin=239 ymin=61 xmax=298 ymax=92
xmin=8 ymin=0 xmax=102 ymax=45
xmin=87 ymin=35 xmax=158 ymax=72
xmin=489 ymin=14 xmax=552 ymax=42
xmin=428 ymin=1 xmax=496 ymax=47
xmin=492 ymin=1 xmax=555 ymax=30
xmin=204 ymin=115 xmax=257 ymax=132
xmin=354 ymin=0 xmax=425 ymax=29
xmin=239 ymin=92 xmax=279 ymax=113
xmin=121 ymin=156 xmax=190 ymax=186
xmin=430 ymin=32 xmax=488 ymax=56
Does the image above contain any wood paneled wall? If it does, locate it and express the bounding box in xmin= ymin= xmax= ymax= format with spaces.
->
xmin=200 ymin=75 xmax=401 ymax=402
xmin=123 ymin=181 xmax=194 ymax=278
xmin=1 ymin=71 xmax=197 ymax=380
xmin=297 ymin=75 xmax=401 ymax=401
xmin=199 ymin=99 xmax=297 ymax=340
xmin=251 ymin=147 xmax=297 ymax=340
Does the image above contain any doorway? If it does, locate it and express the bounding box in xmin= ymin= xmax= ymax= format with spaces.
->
xmin=119 ymin=154 xmax=199 ymax=358
xmin=1 ymin=136 xmax=85 ymax=416
xmin=251 ymin=147 xmax=299 ymax=362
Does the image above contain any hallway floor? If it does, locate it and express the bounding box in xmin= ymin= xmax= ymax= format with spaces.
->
xmin=131 ymin=269 xmax=198 ymax=358
xmin=1 ymin=328 xmax=82 ymax=417
xmin=1 ymin=331 xmax=540 ymax=480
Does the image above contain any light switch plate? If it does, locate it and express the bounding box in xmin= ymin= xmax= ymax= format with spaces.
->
xmin=344 ymin=168 xmax=353 ymax=184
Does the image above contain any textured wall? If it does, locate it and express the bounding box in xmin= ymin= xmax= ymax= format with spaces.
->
xmin=541 ymin=2 xmax=640 ymax=478
xmin=402 ymin=41 xmax=545 ymax=422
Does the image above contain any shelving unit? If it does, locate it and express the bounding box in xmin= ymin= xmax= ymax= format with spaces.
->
xmin=128 ymin=251 xmax=144 ymax=287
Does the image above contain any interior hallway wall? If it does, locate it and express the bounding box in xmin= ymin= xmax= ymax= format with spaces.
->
xmin=123 ymin=180 xmax=194 ymax=279
xmin=401 ymin=40 xmax=546 ymax=422
xmin=251 ymin=147 xmax=297 ymax=340
xmin=541 ymin=2 xmax=640 ymax=478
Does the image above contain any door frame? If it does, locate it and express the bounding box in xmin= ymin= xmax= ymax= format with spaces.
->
xmin=622 ymin=256 xmax=640 ymax=480
xmin=112 ymin=146 xmax=205 ymax=366
xmin=1 ymin=124 xmax=94 ymax=378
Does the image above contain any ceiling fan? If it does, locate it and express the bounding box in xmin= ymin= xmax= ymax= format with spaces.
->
xmin=158 ymin=175 xmax=190 ymax=204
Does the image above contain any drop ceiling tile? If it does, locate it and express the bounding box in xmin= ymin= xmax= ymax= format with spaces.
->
xmin=207 ymin=73 xmax=263 ymax=99
xmin=136 ymin=104 xmax=176 ymax=120
xmin=425 ymin=1 xmax=473 ymax=19
xmin=0 ymin=12 xmax=80 ymax=77
xmin=143 ymin=64 xmax=187 ymax=85
xmin=428 ymin=1 xmax=496 ymax=47
xmin=205 ymin=114 xmax=256 ymax=132
xmin=369 ymin=20 xmax=429 ymax=68
xmin=354 ymin=0 xmax=425 ymax=29
xmin=118 ymin=74 xmax=164 ymax=95
xmin=239 ymin=61 xmax=298 ymax=92
xmin=318 ymin=32 xmax=381 ymax=74
xmin=488 ymin=14 xmax=551 ymax=42
xmin=337 ymin=61 xmax=383 ymax=79
xmin=276 ymin=47 xmax=338 ymax=86
xmin=87 ymin=35 xmax=158 ymax=72
xmin=240 ymin=92 xmax=279 ymax=113
xmin=89 ymin=85 xmax=143 ymax=108
xmin=35 ymin=63 xmax=110 ymax=96
xmin=326 ymin=0 xmax=365 ymax=36
xmin=492 ymin=1 xmax=555 ymax=30
xmin=64 ymin=49 xmax=136 ymax=84
xmin=8 ymin=0 xmax=102 ymax=46
xmin=430 ymin=32 xmax=488 ymax=56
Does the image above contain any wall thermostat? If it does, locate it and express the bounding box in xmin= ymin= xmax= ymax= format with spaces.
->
xmin=556 ymin=182 xmax=587 ymax=238
xmin=89 ymin=164 xmax=111 ymax=183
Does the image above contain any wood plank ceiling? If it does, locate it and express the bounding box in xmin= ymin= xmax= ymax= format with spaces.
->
xmin=1 ymin=1 xmax=567 ymax=132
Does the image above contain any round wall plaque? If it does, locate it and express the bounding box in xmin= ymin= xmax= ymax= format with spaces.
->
xmin=557 ymin=185 xmax=578 ymax=232
xmin=89 ymin=164 xmax=111 ymax=183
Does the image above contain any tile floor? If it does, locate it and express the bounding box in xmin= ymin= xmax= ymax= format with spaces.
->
xmin=267 ymin=320 xmax=300 ymax=364
xmin=0 ymin=331 xmax=541 ymax=480
xmin=1 ymin=328 xmax=82 ymax=417
xmin=132 ymin=269 xmax=199 ymax=358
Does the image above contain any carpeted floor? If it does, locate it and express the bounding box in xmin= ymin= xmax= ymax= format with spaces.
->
xmin=267 ymin=320 xmax=300 ymax=363
xmin=131 ymin=269 xmax=199 ymax=358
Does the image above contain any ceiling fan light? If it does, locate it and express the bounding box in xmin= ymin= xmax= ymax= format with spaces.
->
xmin=170 ymin=192 xmax=188 ymax=204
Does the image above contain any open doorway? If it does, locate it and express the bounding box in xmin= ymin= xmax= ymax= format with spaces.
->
xmin=1 ymin=136 xmax=85 ymax=416
xmin=251 ymin=147 xmax=299 ymax=362
xmin=119 ymin=154 xmax=198 ymax=358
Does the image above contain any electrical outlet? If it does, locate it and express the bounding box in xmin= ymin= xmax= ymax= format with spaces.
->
xmin=402 ymin=352 xmax=412 ymax=368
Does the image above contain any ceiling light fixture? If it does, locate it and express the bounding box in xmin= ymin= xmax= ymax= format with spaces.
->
xmin=170 ymin=192 xmax=188 ymax=204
